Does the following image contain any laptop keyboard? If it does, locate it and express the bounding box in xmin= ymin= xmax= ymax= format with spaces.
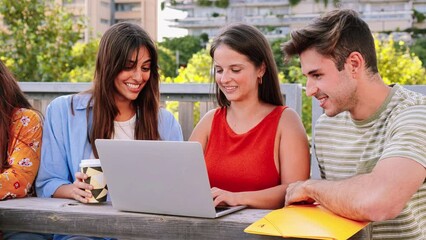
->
xmin=215 ymin=206 xmax=230 ymax=213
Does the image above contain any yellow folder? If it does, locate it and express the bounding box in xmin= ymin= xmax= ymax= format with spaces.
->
xmin=244 ymin=204 xmax=369 ymax=240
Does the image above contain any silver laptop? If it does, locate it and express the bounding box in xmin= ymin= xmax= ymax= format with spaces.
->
xmin=95 ymin=139 xmax=246 ymax=218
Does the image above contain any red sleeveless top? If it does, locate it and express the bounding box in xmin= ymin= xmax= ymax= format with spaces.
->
xmin=205 ymin=106 xmax=287 ymax=192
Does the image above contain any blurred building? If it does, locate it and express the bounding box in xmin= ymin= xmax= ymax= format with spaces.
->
xmin=165 ymin=0 xmax=426 ymax=40
xmin=57 ymin=0 xmax=158 ymax=41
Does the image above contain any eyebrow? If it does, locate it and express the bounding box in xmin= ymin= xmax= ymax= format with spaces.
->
xmin=214 ymin=63 xmax=245 ymax=68
xmin=306 ymin=69 xmax=320 ymax=76
xmin=128 ymin=59 xmax=151 ymax=65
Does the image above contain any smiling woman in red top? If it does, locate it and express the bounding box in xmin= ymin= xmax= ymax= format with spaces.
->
xmin=189 ymin=23 xmax=310 ymax=209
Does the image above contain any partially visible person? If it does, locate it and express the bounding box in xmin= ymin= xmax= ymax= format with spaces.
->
xmin=0 ymin=60 xmax=42 ymax=200
xmin=189 ymin=23 xmax=310 ymax=209
xmin=0 ymin=61 xmax=51 ymax=239
xmin=282 ymin=9 xmax=426 ymax=239
xmin=35 ymin=22 xmax=182 ymax=240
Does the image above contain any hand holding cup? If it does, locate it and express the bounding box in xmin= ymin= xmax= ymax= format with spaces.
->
xmin=79 ymin=159 xmax=108 ymax=203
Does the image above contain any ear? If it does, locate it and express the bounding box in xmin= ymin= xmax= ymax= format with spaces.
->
xmin=257 ymin=62 xmax=266 ymax=78
xmin=346 ymin=52 xmax=364 ymax=75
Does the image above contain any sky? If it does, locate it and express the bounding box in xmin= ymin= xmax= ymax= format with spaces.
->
xmin=157 ymin=2 xmax=188 ymax=42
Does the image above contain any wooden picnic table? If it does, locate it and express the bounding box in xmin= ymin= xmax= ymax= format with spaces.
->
xmin=0 ymin=197 xmax=369 ymax=239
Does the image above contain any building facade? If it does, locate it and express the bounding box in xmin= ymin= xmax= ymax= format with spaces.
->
xmin=166 ymin=0 xmax=426 ymax=39
xmin=58 ymin=0 xmax=158 ymax=41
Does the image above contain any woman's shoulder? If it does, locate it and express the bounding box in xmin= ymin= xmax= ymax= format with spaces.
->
xmin=204 ymin=107 xmax=221 ymax=119
xmin=194 ymin=107 xmax=220 ymax=129
xmin=13 ymin=108 xmax=41 ymax=121
xmin=278 ymin=106 xmax=302 ymax=124
xmin=13 ymin=108 xmax=37 ymax=116
xmin=48 ymin=93 xmax=92 ymax=110
xmin=159 ymin=107 xmax=175 ymax=119
xmin=12 ymin=108 xmax=42 ymax=129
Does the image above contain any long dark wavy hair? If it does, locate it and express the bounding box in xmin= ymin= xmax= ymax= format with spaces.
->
xmin=0 ymin=60 xmax=34 ymax=170
xmin=83 ymin=22 xmax=161 ymax=158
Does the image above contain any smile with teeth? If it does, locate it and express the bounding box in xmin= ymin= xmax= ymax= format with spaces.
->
xmin=223 ymin=86 xmax=237 ymax=91
xmin=317 ymin=96 xmax=328 ymax=106
xmin=126 ymin=83 xmax=141 ymax=89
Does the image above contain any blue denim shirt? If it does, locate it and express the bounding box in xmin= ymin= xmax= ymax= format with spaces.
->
xmin=35 ymin=93 xmax=183 ymax=198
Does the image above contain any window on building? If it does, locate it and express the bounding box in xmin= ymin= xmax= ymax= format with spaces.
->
xmin=115 ymin=19 xmax=141 ymax=24
xmin=115 ymin=3 xmax=140 ymax=12
xmin=100 ymin=18 xmax=110 ymax=25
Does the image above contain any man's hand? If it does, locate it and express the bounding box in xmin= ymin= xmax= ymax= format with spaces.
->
xmin=285 ymin=180 xmax=315 ymax=206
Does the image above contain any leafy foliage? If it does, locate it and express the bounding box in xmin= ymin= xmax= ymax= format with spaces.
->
xmin=0 ymin=0 xmax=84 ymax=82
xmin=158 ymin=35 xmax=205 ymax=78
xmin=158 ymin=45 xmax=177 ymax=79
xmin=163 ymin=49 xmax=213 ymax=125
xmin=196 ymin=0 xmax=229 ymax=8
xmin=413 ymin=9 xmax=426 ymax=23
xmin=271 ymin=37 xmax=301 ymax=83
xmin=215 ymin=0 xmax=229 ymax=8
xmin=67 ymin=40 xmax=99 ymax=82
xmin=270 ymin=37 xmax=312 ymax=134
xmin=173 ymin=49 xmax=212 ymax=83
xmin=375 ymin=36 xmax=426 ymax=85
xmin=289 ymin=0 xmax=301 ymax=6
xmin=410 ymin=38 xmax=426 ymax=67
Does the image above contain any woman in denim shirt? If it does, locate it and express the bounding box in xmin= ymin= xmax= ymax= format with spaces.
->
xmin=35 ymin=23 xmax=182 ymax=240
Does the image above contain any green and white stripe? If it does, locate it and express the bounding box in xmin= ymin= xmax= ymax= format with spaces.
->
xmin=314 ymin=84 xmax=426 ymax=239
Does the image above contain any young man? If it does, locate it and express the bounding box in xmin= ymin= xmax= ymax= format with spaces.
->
xmin=282 ymin=9 xmax=426 ymax=239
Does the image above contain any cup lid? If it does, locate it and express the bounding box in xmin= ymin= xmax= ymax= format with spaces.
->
xmin=79 ymin=159 xmax=101 ymax=168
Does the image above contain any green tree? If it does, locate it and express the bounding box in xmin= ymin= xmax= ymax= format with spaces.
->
xmin=413 ymin=9 xmax=426 ymax=23
xmin=162 ymin=49 xmax=212 ymax=125
xmin=173 ymin=49 xmax=212 ymax=83
xmin=410 ymin=38 xmax=426 ymax=67
xmin=158 ymin=35 xmax=204 ymax=77
xmin=271 ymin=37 xmax=301 ymax=83
xmin=67 ymin=39 xmax=99 ymax=82
xmin=271 ymin=37 xmax=312 ymax=134
xmin=376 ymin=36 xmax=426 ymax=85
xmin=0 ymin=0 xmax=84 ymax=82
xmin=158 ymin=45 xmax=177 ymax=79
xmin=215 ymin=0 xmax=229 ymax=8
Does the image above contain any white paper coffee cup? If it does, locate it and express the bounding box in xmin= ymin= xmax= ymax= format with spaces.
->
xmin=79 ymin=159 xmax=108 ymax=203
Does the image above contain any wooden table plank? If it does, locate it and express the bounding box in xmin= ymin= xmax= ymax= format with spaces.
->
xmin=0 ymin=198 xmax=370 ymax=239
xmin=0 ymin=198 xmax=278 ymax=239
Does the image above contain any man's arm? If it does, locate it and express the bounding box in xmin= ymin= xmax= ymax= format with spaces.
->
xmin=285 ymin=157 xmax=426 ymax=222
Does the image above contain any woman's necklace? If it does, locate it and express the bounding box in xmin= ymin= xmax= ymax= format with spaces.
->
xmin=114 ymin=114 xmax=136 ymax=140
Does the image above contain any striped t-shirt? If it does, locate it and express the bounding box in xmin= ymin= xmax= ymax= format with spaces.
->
xmin=314 ymin=84 xmax=426 ymax=239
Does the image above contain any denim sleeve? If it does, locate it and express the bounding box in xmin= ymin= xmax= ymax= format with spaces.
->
xmin=35 ymin=97 xmax=72 ymax=198
xmin=158 ymin=108 xmax=183 ymax=141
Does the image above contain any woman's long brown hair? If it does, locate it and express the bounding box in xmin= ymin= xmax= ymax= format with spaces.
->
xmin=86 ymin=22 xmax=160 ymax=158
xmin=0 ymin=60 xmax=34 ymax=171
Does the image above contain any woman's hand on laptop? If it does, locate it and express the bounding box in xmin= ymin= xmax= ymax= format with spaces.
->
xmin=211 ymin=187 xmax=242 ymax=207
